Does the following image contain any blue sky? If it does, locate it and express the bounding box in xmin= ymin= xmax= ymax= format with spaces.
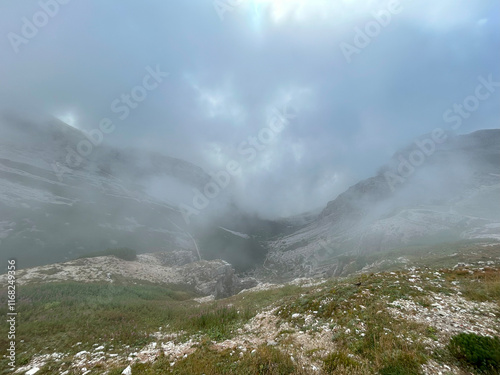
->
xmin=0 ymin=0 xmax=499 ymax=217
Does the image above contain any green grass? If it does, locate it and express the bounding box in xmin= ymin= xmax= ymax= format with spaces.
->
xmin=0 ymin=280 xmax=306 ymax=373
xmin=0 ymin=282 xmax=193 ymax=357
xmin=188 ymin=305 xmax=253 ymax=341
xmin=458 ymin=269 xmax=500 ymax=303
xmin=378 ymin=352 xmax=423 ymax=375
xmin=1 ymin=243 xmax=499 ymax=374
xmin=127 ymin=342 xmax=303 ymax=375
xmin=0 ymin=282 xmax=193 ymax=373
xmin=275 ymin=272 xmax=442 ymax=373
xmin=323 ymin=351 xmax=359 ymax=373
xmin=448 ymin=333 xmax=500 ymax=374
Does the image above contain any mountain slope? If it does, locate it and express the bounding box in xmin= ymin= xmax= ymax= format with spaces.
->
xmin=0 ymin=113 xmax=210 ymax=267
xmin=2 ymin=242 xmax=499 ymax=375
xmin=266 ymin=129 xmax=500 ymax=278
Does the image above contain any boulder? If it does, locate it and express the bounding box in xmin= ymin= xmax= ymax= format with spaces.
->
xmin=179 ymin=260 xmax=257 ymax=299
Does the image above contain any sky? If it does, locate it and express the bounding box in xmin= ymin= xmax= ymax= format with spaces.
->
xmin=0 ymin=0 xmax=499 ymax=218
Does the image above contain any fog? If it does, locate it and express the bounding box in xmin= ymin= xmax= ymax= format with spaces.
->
xmin=1 ymin=0 xmax=499 ymax=219
xmin=0 ymin=1 xmax=499 ymax=269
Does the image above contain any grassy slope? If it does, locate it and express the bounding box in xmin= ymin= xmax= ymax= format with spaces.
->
xmin=0 ymin=242 xmax=499 ymax=374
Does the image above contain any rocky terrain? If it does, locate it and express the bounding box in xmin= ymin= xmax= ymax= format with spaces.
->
xmin=1 ymin=242 xmax=499 ymax=374
xmin=0 ymin=250 xmax=257 ymax=299
xmin=266 ymin=130 xmax=500 ymax=279
xmin=0 ymin=111 xmax=293 ymax=273
xmin=2 ymin=114 xmax=499 ymax=281
xmin=0 ymin=112 xmax=210 ymax=268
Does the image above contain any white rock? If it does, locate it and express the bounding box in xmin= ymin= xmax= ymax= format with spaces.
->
xmin=122 ymin=365 xmax=132 ymax=375
xmin=25 ymin=368 xmax=40 ymax=375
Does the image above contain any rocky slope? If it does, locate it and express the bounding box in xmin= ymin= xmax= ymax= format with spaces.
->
xmin=2 ymin=111 xmax=499 ymax=282
xmin=0 ymin=111 xmax=301 ymax=272
xmin=265 ymin=130 xmax=500 ymax=279
xmin=0 ymin=250 xmax=257 ymax=299
xmin=5 ymin=242 xmax=500 ymax=375
xmin=0 ymin=112 xmax=211 ymax=268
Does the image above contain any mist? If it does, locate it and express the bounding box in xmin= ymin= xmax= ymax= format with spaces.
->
xmin=0 ymin=0 xmax=499 ymax=271
xmin=1 ymin=0 xmax=499 ymax=219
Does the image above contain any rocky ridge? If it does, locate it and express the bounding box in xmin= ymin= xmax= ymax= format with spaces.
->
xmin=0 ymin=250 xmax=257 ymax=299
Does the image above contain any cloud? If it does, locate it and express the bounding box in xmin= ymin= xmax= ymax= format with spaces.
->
xmin=0 ymin=0 xmax=498 ymax=218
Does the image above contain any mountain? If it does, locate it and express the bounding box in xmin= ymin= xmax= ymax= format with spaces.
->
xmin=265 ymin=129 xmax=500 ymax=279
xmin=0 ymin=112 xmax=299 ymax=272
xmin=1 ymin=121 xmax=499 ymax=374
xmin=1 ymin=114 xmax=499 ymax=278
xmin=0 ymin=112 xmax=212 ymax=268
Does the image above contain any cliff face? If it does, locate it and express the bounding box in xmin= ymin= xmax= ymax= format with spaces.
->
xmin=266 ymin=130 xmax=500 ymax=279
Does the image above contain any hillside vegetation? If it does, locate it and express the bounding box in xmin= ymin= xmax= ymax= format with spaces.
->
xmin=1 ymin=242 xmax=499 ymax=374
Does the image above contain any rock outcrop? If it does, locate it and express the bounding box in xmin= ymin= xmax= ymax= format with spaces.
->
xmin=0 ymin=251 xmax=257 ymax=298
xmin=180 ymin=259 xmax=257 ymax=299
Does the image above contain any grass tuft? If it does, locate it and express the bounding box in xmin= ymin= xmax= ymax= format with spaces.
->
xmin=448 ymin=333 xmax=500 ymax=374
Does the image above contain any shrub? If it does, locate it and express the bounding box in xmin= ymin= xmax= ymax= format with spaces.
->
xmin=323 ymin=351 xmax=358 ymax=373
xmin=379 ymin=352 xmax=422 ymax=375
xmin=131 ymin=344 xmax=297 ymax=374
xmin=243 ymin=345 xmax=296 ymax=375
xmin=448 ymin=333 xmax=500 ymax=374
xmin=187 ymin=306 xmax=252 ymax=341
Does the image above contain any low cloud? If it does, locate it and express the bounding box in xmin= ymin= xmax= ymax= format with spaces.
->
xmin=0 ymin=0 xmax=498 ymax=218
